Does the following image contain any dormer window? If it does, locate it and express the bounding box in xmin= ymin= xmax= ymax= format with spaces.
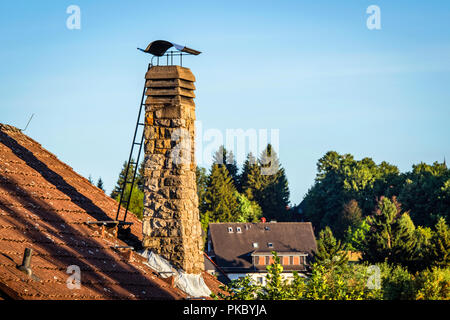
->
xmin=228 ymin=227 xmax=233 ymax=233
xmin=252 ymin=242 xmax=259 ymax=248
xmin=267 ymin=242 xmax=273 ymax=248
xmin=264 ymin=226 xmax=270 ymax=231
xmin=236 ymin=227 xmax=242 ymax=233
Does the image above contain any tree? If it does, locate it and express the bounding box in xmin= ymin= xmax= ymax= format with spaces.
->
xmin=257 ymin=144 xmax=290 ymax=221
xmin=257 ymin=252 xmax=293 ymax=300
xmin=345 ymin=218 xmax=370 ymax=252
xmin=302 ymin=151 xmax=403 ymax=237
xmin=115 ymin=184 xmax=144 ymax=220
xmin=202 ymin=163 xmax=240 ymax=227
xmin=213 ymin=146 xmax=239 ymax=188
xmin=239 ymin=152 xmax=258 ymax=193
xmin=196 ymin=166 xmax=208 ymax=210
xmin=362 ymin=197 xmax=416 ymax=268
xmin=135 ymin=160 xmax=145 ymax=192
xmin=96 ymin=177 xmax=105 ymax=191
xmin=429 ymin=217 xmax=450 ymax=268
xmin=314 ymin=227 xmax=348 ymax=271
xmin=111 ymin=160 xmax=136 ymax=199
xmin=88 ymin=175 xmax=94 ymax=184
xmin=336 ymin=199 xmax=363 ymax=239
xmin=399 ymin=161 xmax=450 ymax=227
xmin=235 ymin=192 xmax=263 ymax=223
xmin=240 ymin=152 xmax=263 ymax=201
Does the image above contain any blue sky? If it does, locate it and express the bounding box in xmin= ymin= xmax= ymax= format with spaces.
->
xmin=1 ymin=1 xmax=449 ymax=204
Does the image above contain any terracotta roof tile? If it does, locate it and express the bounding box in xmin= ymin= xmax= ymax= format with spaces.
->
xmin=0 ymin=124 xmax=220 ymax=299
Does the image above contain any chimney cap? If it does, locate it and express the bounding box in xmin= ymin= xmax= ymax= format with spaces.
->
xmin=138 ymin=40 xmax=201 ymax=57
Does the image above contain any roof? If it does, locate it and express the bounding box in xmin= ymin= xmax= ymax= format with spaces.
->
xmin=0 ymin=124 xmax=220 ymax=299
xmin=207 ymin=222 xmax=317 ymax=273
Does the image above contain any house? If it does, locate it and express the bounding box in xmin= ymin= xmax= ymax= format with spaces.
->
xmin=0 ymin=124 xmax=223 ymax=299
xmin=205 ymin=221 xmax=317 ymax=285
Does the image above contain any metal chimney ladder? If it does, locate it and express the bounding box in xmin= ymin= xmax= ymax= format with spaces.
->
xmin=115 ymin=63 xmax=152 ymax=225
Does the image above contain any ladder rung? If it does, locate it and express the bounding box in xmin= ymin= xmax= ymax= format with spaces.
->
xmin=133 ymin=142 xmax=141 ymax=145
xmin=138 ymin=122 xmax=145 ymax=126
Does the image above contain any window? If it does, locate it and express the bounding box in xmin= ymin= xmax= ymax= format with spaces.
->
xmin=252 ymin=242 xmax=259 ymax=248
xmin=293 ymin=256 xmax=300 ymax=265
xmin=258 ymin=256 xmax=265 ymax=265
xmin=282 ymin=256 xmax=289 ymax=265
xmin=267 ymin=242 xmax=273 ymax=248
xmin=236 ymin=227 xmax=242 ymax=233
xmin=264 ymin=226 xmax=270 ymax=231
xmin=228 ymin=227 xmax=233 ymax=233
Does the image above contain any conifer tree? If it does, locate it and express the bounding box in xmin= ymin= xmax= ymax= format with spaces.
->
xmin=196 ymin=166 xmax=209 ymax=227
xmin=213 ymin=146 xmax=239 ymax=188
xmin=257 ymin=144 xmax=290 ymax=221
xmin=362 ymin=197 xmax=416 ymax=267
xmin=96 ymin=177 xmax=105 ymax=191
xmin=110 ymin=159 xmax=136 ymax=199
xmin=314 ymin=227 xmax=348 ymax=271
xmin=240 ymin=152 xmax=261 ymax=199
xmin=88 ymin=175 xmax=94 ymax=184
xmin=203 ymin=163 xmax=240 ymax=224
xmin=429 ymin=217 xmax=450 ymax=268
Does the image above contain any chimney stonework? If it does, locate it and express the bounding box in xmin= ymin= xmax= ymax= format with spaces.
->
xmin=142 ymin=65 xmax=204 ymax=274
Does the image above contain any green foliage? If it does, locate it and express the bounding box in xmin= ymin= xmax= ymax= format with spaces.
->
xmin=110 ymin=160 xmax=136 ymax=199
xmin=196 ymin=166 xmax=208 ymax=213
xmin=429 ymin=217 xmax=450 ymax=268
xmin=302 ymin=151 xmax=449 ymax=239
xmin=213 ymin=146 xmax=239 ymax=187
xmin=303 ymin=263 xmax=380 ymax=300
xmin=235 ymin=192 xmax=262 ymax=223
xmin=380 ymin=263 xmax=416 ymax=300
xmin=135 ymin=160 xmax=145 ymax=192
xmin=415 ymin=267 xmax=450 ymax=300
xmin=314 ymin=227 xmax=348 ymax=271
xmin=302 ymin=151 xmax=398 ymax=236
xmin=345 ymin=218 xmax=370 ymax=252
xmin=202 ymin=163 xmax=240 ymax=225
xmin=257 ymin=252 xmax=293 ymax=300
xmin=399 ymin=162 xmax=450 ymax=227
xmin=362 ymin=197 xmax=417 ymax=268
xmin=115 ymin=184 xmax=144 ymax=219
xmin=212 ymin=276 xmax=260 ymax=300
xmin=198 ymin=145 xmax=291 ymax=229
xmin=256 ymin=144 xmax=290 ymax=221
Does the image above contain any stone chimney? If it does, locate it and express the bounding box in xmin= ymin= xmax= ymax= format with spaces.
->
xmin=142 ymin=65 xmax=204 ymax=274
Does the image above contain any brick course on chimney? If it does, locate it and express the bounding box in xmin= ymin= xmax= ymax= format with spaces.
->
xmin=142 ymin=65 xmax=204 ymax=274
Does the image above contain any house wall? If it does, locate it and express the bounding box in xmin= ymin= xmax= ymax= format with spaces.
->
xmin=227 ymin=272 xmax=304 ymax=286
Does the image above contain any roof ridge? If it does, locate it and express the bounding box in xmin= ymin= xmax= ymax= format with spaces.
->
xmin=0 ymin=123 xmax=22 ymax=133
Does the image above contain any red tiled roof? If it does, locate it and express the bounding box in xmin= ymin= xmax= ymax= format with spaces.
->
xmin=0 ymin=124 xmax=219 ymax=300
